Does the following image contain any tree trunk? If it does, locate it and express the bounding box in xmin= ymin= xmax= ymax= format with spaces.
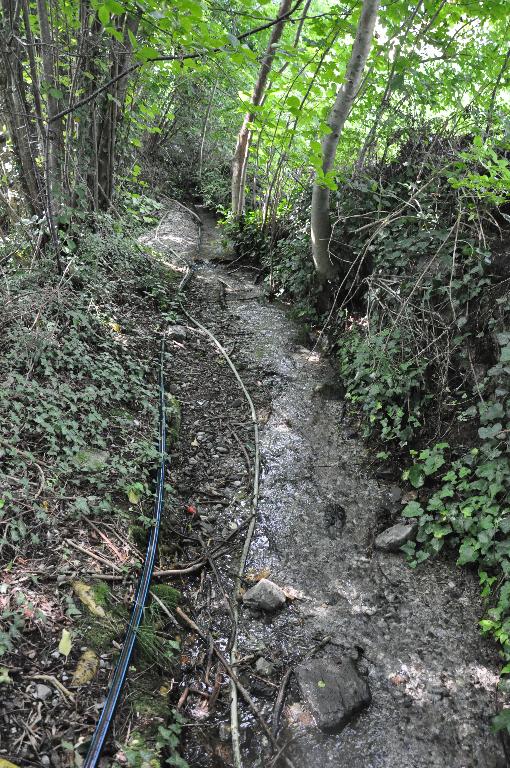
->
xmin=198 ymin=79 xmax=218 ymax=183
xmin=96 ymin=13 xmax=139 ymax=210
xmin=0 ymin=1 xmax=43 ymax=216
xmin=37 ymin=0 xmax=63 ymax=203
xmin=231 ymin=0 xmax=294 ymax=217
xmin=310 ymin=0 xmax=379 ymax=281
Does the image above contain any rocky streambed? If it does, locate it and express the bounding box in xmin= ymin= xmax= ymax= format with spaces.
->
xmin=147 ymin=203 xmax=508 ymax=768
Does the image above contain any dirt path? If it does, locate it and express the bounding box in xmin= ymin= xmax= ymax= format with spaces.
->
xmin=148 ymin=204 xmax=508 ymax=768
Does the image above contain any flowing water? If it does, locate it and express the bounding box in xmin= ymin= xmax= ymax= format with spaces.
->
xmin=152 ymin=205 xmax=508 ymax=768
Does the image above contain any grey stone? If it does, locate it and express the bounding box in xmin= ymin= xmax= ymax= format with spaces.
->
xmin=242 ymin=578 xmax=286 ymax=612
xmin=255 ymin=657 xmax=275 ymax=677
xmin=36 ymin=683 xmax=52 ymax=701
xmin=389 ymin=485 xmax=403 ymax=503
xmin=375 ymin=522 xmax=418 ymax=552
xmin=295 ymin=658 xmax=371 ymax=733
xmin=167 ymin=324 xmax=188 ymax=342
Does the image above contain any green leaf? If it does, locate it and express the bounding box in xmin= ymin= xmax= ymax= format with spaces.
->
xmin=457 ymin=541 xmax=479 ymax=565
xmin=407 ymin=464 xmax=425 ymax=488
xmin=402 ymin=500 xmax=424 ymax=518
xmin=493 ymin=708 xmax=510 ymax=733
xmin=0 ymin=667 xmax=12 ymax=684
xmin=128 ymin=487 xmax=140 ymax=504
xmin=500 ymin=346 xmax=510 ymax=364
xmin=98 ymin=5 xmax=110 ymax=25
xmin=135 ymin=46 xmax=160 ymax=62
xmin=127 ymin=28 xmax=137 ymax=48
xmin=105 ymin=0 xmax=124 ymax=13
xmin=478 ymin=424 xmax=503 ymax=440
xmin=317 ymin=679 xmax=326 ymax=688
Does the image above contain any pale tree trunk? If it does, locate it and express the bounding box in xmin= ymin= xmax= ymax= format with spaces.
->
xmin=0 ymin=0 xmax=43 ymax=216
xmin=198 ymin=78 xmax=218 ymax=183
xmin=231 ymin=0 xmax=295 ymax=217
xmin=311 ymin=0 xmax=379 ymax=281
xmin=97 ymin=13 xmax=139 ymax=210
xmin=37 ymin=0 xmax=63 ymax=203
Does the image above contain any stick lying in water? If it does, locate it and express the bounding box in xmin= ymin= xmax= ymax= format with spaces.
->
xmin=182 ymin=308 xmax=261 ymax=768
xmin=174 ymin=606 xmax=296 ymax=768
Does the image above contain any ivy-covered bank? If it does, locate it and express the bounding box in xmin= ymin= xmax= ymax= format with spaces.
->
xmin=225 ymin=134 xmax=510 ymax=688
xmin=0 ymin=203 xmax=186 ymax=765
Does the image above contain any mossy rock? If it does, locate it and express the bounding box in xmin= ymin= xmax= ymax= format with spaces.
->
xmin=74 ymin=449 xmax=109 ymax=472
xmin=82 ymin=603 xmax=129 ymax=653
xmin=130 ymin=524 xmax=149 ymax=550
xmin=151 ymin=584 xmax=180 ymax=611
xmin=92 ymin=581 xmax=111 ymax=606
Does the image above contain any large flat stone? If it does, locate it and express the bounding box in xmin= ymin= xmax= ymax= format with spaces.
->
xmin=375 ymin=522 xmax=418 ymax=552
xmin=295 ymin=658 xmax=371 ymax=733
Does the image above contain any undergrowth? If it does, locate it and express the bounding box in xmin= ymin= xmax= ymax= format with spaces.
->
xmin=0 ymin=206 xmax=186 ymax=760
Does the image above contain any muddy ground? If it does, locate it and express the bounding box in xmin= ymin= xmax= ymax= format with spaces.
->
xmin=150 ymin=204 xmax=509 ymax=768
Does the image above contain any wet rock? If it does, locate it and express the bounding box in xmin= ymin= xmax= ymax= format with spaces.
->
xmin=389 ymin=485 xmax=403 ymax=503
xmin=35 ymin=683 xmax=52 ymax=701
xmin=255 ymin=657 xmax=275 ymax=677
xmin=167 ymin=324 xmax=188 ymax=342
xmin=375 ymin=465 xmax=394 ymax=480
xmin=375 ymin=522 xmax=418 ymax=552
xmin=242 ymin=578 xmax=286 ymax=612
xmin=295 ymin=658 xmax=371 ymax=733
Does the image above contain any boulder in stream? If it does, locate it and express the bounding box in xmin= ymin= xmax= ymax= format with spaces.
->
xmin=295 ymin=658 xmax=371 ymax=733
xmin=167 ymin=324 xmax=188 ymax=342
xmin=242 ymin=578 xmax=286 ymax=612
xmin=375 ymin=522 xmax=418 ymax=552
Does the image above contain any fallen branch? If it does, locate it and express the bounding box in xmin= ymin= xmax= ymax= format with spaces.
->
xmin=182 ymin=308 xmax=261 ymax=768
xmin=271 ymin=668 xmax=292 ymax=737
xmin=175 ymin=607 xmax=296 ymax=768
xmin=83 ymin=517 xmax=125 ymax=561
xmin=30 ymin=674 xmax=75 ymax=702
xmin=65 ymin=539 xmax=122 ymax=572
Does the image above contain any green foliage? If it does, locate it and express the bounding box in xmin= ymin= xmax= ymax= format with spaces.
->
xmin=339 ymin=327 xmax=430 ymax=446
xmin=399 ymin=344 xmax=510 ymax=658
xmin=0 ymin=212 xmax=179 ymax=666
xmin=448 ymin=137 xmax=510 ymax=205
xmin=221 ymin=211 xmax=269 ymax=262
xmin=114 ymin=718 xmax=188 ymax=768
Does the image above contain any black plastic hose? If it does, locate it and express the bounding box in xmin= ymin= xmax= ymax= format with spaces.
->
xmin=83 ymin=337 xmax=167 ymax=767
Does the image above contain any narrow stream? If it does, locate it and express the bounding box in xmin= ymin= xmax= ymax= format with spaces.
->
xmin=151 ymin=206 xmax=507 ymax=768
